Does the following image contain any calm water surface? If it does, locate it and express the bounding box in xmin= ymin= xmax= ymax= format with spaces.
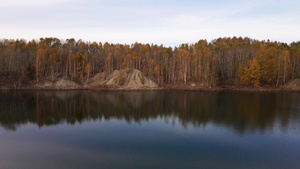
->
xmin=0 ymin=91 xmax=300 ymax=169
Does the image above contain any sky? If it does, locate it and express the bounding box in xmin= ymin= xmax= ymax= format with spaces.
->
xmin=0 ymin=0 xmax=299 ymax=47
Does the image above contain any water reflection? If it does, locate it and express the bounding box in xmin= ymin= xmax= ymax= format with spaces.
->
xmin=0 ymin=91 xmax=299 ymax=133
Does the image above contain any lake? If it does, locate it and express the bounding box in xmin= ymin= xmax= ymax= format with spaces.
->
xmin=0 ymin=91 xmax=300 ymax=169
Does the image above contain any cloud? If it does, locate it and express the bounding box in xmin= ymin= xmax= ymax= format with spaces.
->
xmin=0 ymin=0 xmax=74 ymax=7
xmin=0 ymin=0 xmax=299 ymax=46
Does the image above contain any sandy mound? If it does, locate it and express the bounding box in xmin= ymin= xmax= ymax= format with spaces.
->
xmin=36 ymin=78 xmax=81 ymax=89
xmin=89 ymin=68 xmax=158 ymax=89
xmin=36 ymin=81 xmax=53 ymax=88
xmin=283 ymin=79 xmax=300 ymax=90
xmin=54 ymin=78 xmax=81 ymax=89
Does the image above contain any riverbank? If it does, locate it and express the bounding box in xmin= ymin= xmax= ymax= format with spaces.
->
xmin=1 ymin=71 xmax=299 ymax=92
xmin=1 ymin=85 xmax=299 ymax=93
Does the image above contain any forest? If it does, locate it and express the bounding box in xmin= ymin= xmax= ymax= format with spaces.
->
xmin=0 ymin=37 xmax=299 ymax=87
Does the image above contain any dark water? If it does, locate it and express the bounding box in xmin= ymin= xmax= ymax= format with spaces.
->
xmin=0 ymin=91 xmax=300 ymax=169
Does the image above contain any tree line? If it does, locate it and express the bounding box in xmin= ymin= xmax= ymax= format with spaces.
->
xmin=0 ymin=37 xmax=299 ymax=86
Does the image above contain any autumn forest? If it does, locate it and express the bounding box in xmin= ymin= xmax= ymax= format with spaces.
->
xmin=0 ymin=37 xmax=300 ymax=88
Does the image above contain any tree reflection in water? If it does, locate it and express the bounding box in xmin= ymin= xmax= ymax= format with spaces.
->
xmin=0 ymin=91 xmax=299 ymax=133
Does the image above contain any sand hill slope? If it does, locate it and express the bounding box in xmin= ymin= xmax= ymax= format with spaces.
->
xmin=282 ymin=79 xmax=300 ymax=91
xmin=88 ymin=68 xmax=158 ymax=89
xmin=36 ymin=78 xmax=82 ymax=89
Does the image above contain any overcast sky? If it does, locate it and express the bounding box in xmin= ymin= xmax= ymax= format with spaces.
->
xmin=0 ymin=0 xmax=299 ymax=46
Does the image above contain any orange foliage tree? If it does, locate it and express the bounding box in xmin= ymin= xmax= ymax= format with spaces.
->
xmin=239 ymin=58 xmax=261 ymax=87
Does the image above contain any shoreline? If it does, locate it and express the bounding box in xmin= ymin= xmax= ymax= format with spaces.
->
xmin=1 ymin=86 xmax=299 ymax=93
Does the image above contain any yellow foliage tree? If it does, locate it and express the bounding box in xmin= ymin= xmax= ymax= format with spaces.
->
xmin=255 ymin=44 xmax=278 ymax=84
xmin=85 ymin=62 xmax=92 ymax=82
xmin=239 ymin=58 xmax=261 ymax=87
